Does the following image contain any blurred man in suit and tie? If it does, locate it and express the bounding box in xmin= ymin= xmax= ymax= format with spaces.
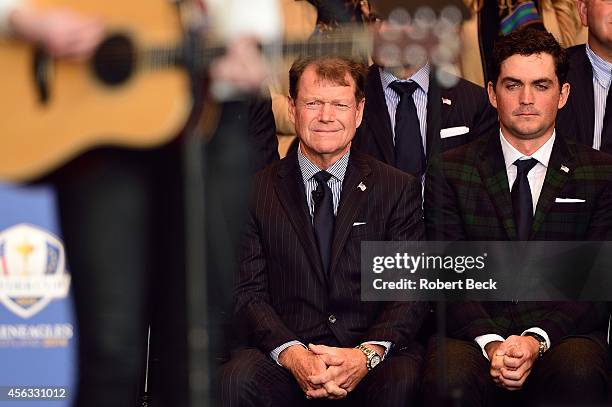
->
xmin=557 ymin=0 xmax=612 ymax=153
xmin=352 ymin=0 xmax=498 ymax=180
xmin=220 ymin=55 xmax=427 ymax=406
xmin=423 ymin=28 xmax=612 ymax=406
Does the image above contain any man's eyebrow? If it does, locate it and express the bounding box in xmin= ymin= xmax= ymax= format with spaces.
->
xmin=500 ymin=76 xmax=523 ymax=83
xmin=500 ymin=76 xmax=554 ymax=84
xmin=532 ymin=78 xmax=554 ymax=85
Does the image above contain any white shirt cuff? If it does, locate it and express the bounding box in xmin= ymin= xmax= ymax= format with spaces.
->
xmin=521 ymin=327 xmax=550 ymax=349
xmin=0 ymin=0 xmax=22 ymax=35
xmin=474 ymin=334 xmax=505 ymax=361
xmin=269 ymin=340 xmax=306 ymax=366
xmin=362 ymin=341 xmax=392 ymax=360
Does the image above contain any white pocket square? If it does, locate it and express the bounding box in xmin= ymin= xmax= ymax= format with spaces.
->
xmin=440 ymin=126 xmax=470 ymax=139
xmin=555 ymin=198 xmax=585 ymax=203
xmin=352 ymin=222 xmax=366 ymax=226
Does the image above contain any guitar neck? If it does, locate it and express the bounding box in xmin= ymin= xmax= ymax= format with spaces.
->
xmin=140 ymin=29 xmax=372 ymax=72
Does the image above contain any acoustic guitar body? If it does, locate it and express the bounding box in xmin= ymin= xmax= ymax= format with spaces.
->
xmin=0 ymin=0 xmax=192 ymax=182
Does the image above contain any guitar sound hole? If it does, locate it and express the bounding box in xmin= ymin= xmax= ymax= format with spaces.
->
xmin=92 ymin=34 xmax=135 ymax=86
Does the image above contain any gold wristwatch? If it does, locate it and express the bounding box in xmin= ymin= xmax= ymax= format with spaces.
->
xmin=355 ymin=344 xmax=382 ymax=370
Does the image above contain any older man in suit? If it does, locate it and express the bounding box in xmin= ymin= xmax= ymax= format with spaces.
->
xmin=557 ymin=0 xmax=612 ymax=153
xmin=423 ymin=28 xmax=612 ymax=406
xmin=352 ymin=0 xmax=498 ymax=180
xmin=220 ymin=55 xmax=427 ymax=406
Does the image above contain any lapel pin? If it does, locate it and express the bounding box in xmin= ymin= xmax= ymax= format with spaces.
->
xmin=357 ymin=182 xmax=367 ymax=191
xmin=560 ymin=165 xmax=569 ymax=173
xmin=442 ymin=98 xmax=452 ymax=106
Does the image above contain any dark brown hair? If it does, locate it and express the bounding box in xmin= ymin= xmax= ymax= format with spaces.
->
xmin=289 ymin=56 xmax=367 ymax=102
xmin=490 ymin=28 xmax=569 ymax=89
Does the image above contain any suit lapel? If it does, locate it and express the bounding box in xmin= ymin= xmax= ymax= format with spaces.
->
xmin=477 ymin=136 xmax=517 ymax=239
xmin=274 ymin=151 xmax=326 ymax=283
xmin=329 ymin=151 xmax=372 ymax=275
xmin=531 ymin=137 xmax=574 ymax=238
xmin=365 ymin=65 xmax=395 ymax=164
xmin=568 ymin=46 xmax=595 ymax=146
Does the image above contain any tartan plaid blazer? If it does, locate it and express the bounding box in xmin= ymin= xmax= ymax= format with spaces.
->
xmin=424 ymin=133 xmax=612 ymax=344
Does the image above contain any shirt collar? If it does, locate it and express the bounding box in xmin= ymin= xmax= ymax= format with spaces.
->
xmin=297 ymin=144 xmax=350 ymax=184
xmin=586 ymin=43 xmax=612 ymax=89
xmin=499 ymin=129 xmax=555 ymax=170
xmin=379 ymin=63 xmax=430 ymax=94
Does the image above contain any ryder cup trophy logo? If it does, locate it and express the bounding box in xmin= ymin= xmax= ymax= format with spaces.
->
xmin=0 ymin=224 xmax=70 ymax=318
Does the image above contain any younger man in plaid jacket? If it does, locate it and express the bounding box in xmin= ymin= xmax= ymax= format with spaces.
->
xmin=423 ymin=28 xmax=612 ymax=406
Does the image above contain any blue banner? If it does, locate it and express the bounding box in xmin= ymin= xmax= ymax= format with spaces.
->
xmin=0 ymin=183 xmax=76 ymax=407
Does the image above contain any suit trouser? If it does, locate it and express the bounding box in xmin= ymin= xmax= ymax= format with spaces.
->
xmin=219 ymin=344 xmax=423 ymax=407
xmin=421 ymin=335 xmax=610 ymax=406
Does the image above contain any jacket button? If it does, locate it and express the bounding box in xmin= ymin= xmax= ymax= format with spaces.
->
xmin=328 ymin=314 xmax=337 ymax=324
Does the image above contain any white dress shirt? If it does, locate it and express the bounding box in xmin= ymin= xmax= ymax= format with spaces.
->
xmin=474 ymin=130 xmax=556 ymax=359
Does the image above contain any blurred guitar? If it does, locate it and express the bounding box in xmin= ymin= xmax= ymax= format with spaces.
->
xmin=0 ymin=0 xmax=191 ymax=182
xmin=0 ymin=0 xmax=459 ymax=182
xmin=0 ymin=0 xmax=374 ymax=182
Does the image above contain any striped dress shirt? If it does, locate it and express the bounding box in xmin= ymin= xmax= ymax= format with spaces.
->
xmin=379 ymin=64 xmax=430 ymax=153
xmin=297 ymin=146 xmax=349 ymax=219
xmin=586 ymin=43 xmax=612 ymax=151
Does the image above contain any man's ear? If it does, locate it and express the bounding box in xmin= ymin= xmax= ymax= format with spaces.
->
xmin=487 ymin=81 xmax=498 ymax=109
xmin=558 ymin=82 xmax=570 ymax=109
xmin=288 ymin=96 xmax=296 ymax=126
xmin=577 ymin=0 xmax=588 ymax=28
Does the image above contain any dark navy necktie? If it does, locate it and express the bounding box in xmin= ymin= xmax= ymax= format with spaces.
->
xmin=313 ymin=171 xmax=334 ymax=274
xmin=511 ymin=158 xmax=538 ymax=240
xmin=389 ymin=80 xmax=425 ymax=177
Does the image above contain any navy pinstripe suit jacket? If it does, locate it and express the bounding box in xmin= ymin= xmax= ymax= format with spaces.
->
xmin=234 ymin=148 xmax=428 ymax=354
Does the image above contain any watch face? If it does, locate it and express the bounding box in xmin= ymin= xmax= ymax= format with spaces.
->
xmin=370 ymin=355 xmax=381 ymax=369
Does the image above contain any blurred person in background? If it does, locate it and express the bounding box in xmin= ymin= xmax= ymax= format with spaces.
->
xmin=0 ymin=1 xmax=278 ymax=406
xmin=460 ymin=0 xmax=586 ymax=87
xmin=352 ymin=0 xmax=497 ymax=181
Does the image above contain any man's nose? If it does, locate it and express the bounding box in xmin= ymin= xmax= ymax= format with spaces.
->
xmin=519 ymin=86 xmax=535 ymax=104
xmin=319 ymin=102 xmax=335 ymax=121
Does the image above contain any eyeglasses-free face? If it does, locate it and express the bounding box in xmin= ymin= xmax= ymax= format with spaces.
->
xmin=289 ymin=65 xmax=365 ymax=167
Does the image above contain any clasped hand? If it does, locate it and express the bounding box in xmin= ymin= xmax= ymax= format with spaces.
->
xmin=486 ymin=335 xmax=540 ymax=391
xmin=278 ymin=343 xmax=381 ymax=400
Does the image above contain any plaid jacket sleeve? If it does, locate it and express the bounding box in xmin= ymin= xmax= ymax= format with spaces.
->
xmin=425 ymin=152 xmax=504 ymax=339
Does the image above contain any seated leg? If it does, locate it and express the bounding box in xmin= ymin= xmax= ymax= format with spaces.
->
xmin=421 ymin=336 xmax=491 ymax=407
xmin=525 ymin=335 xmax=610 ymax=405
xmin=351 ymin=343 xmax=423 ymax=407
xmin=219 ymin=347 xmax=305 ymax=407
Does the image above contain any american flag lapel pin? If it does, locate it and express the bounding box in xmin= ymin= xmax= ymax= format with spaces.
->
xmin=560 ymin=165 xmax=569 ymax=173
xmin=358 ymin=182 xmax=366 ymax=191
xmin=442 ymin=98 xmax=451 ymax=106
